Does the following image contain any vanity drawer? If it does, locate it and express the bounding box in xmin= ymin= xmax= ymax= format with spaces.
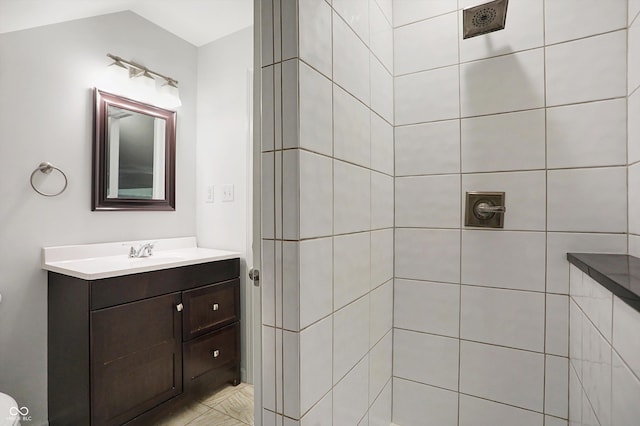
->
xmin=182 ymin=278 xmax=239 ymax=340
xmin=183 ymin=322 xmax=239 ymax=382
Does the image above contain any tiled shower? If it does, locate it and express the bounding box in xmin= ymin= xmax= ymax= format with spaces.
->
xmin=260 ymin=0 xmax=640 ymax=425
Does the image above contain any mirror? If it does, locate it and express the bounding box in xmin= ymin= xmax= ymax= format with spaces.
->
xmin=93 ymin=89 xmax=176 ymax=210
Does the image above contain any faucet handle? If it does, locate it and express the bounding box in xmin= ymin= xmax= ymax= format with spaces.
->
xmin=129 ymin=246 xmax=137 ymax=258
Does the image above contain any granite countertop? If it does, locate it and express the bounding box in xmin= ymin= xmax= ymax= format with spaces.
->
xmin=567 ymin=253 xmax=640 ymax=312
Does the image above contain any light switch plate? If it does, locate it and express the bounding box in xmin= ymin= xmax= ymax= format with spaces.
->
xmin=205 ymin=185 xmax=215 ymax=203
xmin=222 ymin=184 xmax=234 ymax=202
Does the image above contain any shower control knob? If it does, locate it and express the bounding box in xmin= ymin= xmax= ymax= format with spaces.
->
xmin=474 ymin=201 xmax=506 ymax=219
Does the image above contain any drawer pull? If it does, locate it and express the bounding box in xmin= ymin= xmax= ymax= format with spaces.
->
xmin=176 ymin=303 xmax=184 ymax=312
xmin=211 ymin=349 xmax=220 ymax=358
xmin=212 ymin=303 xmax=219 ymax=311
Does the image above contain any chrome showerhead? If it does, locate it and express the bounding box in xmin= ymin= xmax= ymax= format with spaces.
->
xmin=463 ymin=0 xmax=509 ymax=39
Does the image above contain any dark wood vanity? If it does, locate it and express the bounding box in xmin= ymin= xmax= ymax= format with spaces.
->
xmin=47 ymin=258 xmax=240 ymax=426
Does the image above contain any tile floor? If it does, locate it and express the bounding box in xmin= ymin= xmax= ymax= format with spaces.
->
xmin=160 ymin=383 xmax=254 ymax=426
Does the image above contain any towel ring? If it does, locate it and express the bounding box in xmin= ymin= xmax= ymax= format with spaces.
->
xmin=30 ymin=162 xmax=68 ymax=197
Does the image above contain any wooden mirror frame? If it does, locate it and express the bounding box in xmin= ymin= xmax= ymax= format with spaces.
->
xmin=92 ymin=89 xmax=176 ymax=211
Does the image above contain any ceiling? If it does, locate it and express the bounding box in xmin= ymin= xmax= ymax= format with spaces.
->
xmin=0 ymin=0 xmax=253 ymax=46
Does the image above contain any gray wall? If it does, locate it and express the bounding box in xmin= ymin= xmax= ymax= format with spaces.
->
xmin=0 ymin=12 xmax=197 ymax=424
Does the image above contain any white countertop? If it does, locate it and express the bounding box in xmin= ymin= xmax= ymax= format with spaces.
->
xmin=42 ymin=237 xmax=240 ymax=280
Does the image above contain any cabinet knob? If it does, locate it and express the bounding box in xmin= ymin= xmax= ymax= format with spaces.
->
xmin=212 ymin=349 xmax=220 ymax=358
xmin=176 ymin=303 xmax=184 ymax=312
xmin=212 ymin=303 xmax=219 ymax=311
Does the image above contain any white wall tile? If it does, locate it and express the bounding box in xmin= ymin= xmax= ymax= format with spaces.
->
xmin=334 ymin=161 xmax=371 ymax=234
xmin=262 ymin=240 xmax=276 ymax=327
xmin=460 ymin=49 xmax=545 ymax=117
xmin=461 ymin=109 xmax=546 ymax=173
xmin=569 ymin=361 xmax=582 ymax=426
xmin=263 ymin=326 xmax=276 ymax=410
xmin=459 ymin=394 xmax=543 ymax=426
xmin=546 ymin=31 xmax=627 ymax=107
xmin=545 ymin=355 xmax=569 ymax=419
xmin=545 ymin=0 xmax=627 ymax=45
xmin=370 ymin=55 xmax=394 ymax=123
xmin=462 ymin=171 xmax=546 ymax=231
xmin=283 ymin=242 xmax=300 ymax=331
xmin=462 ymin=230 xmax=546 ymax=292
xmin=282 ymin=60 xmax=299 ymax=149
xmin=370 ymin=0 xmax=393 ymax=72
xmin=461 ymin=286 xmax=545 ymax=352
xmin=299 ymin=317 xmax=333 ymax=414
xmin=273 ymin=0 xmax=282 ymax=63
xmin=547 ymin=294 xmax=569 ymax=357
xmin=371 ymin=229 xmax=393 ymax=288
xmin=581 ymin=319 xmax=612 ymax=425
xmin=395 ymin=229 xmax=461 ymax=283
xmin=371 ymin=171 xmax=394 ymax=229
xmin=631 ymin=16 xmax=640 ymax=94
xmin=261 ymin=0 xmax=274 ymax=66
xmin=283 ymin=330 xmax=300 ymax=417
xmin=281 ymin=0 xmax=298 ymax=60
xmin=630 ymin=164 xmax=640 ymax=235
xmin=370 ymin=113 xmax=394 ymax=175
xmin=333 ymin=357 xmax=369 ymax=425
xmin=546 ymin=232 xmax=627 ymax=295
xmin=393 ymin=0 xmax=457 ymax=27
xmin=579 ymin=273 xmax=614 ymax=343
xmin=262 ymin=66 xmax=275 ymax=152
xmin=630 ymin=90 xmax=640 ymax=165
xmin=369 ymin=380 xmax=392 ymax=426
xmin=392 ymin=378 xmax=458 ymax=426
xmin=299 ymin=0 xmax=332 ymax=77
xmin=613 ymin=296 xmax=640 ymax=379
xmin=369 ymin=331 xmax=392 ymax=404
xmin=300 ymin=391 xmax=332 ymax=425
xmin=548 ymin=167 xmax=627 ymax=233
xmin=395 ymin=120 xmax=460 ymax=176
xmin=569 ymin=299 xmax=583 ymax=380
xmin=395 ymin=65 xmax=460 ymax=125
xmin=460 ymin=341 xmax=545 ymax=412
xmin=275 ymin=151 xmax=283 ymax=239
xmin=333 ymin=13 xmax=370 ymax=105
xmin=547 ymin=99 xmax=627 ymax=169
xmin=333 ymin=296 xmax=370 ymax=384
xmin=631 ymin=234 xmax=640 ymax=258
xmin=395 ymin=175 xmax=461 ymax=228
xmin=300 ymin=151 xmax=333 ymax=238
xmin=333 ymin=0 xmax=370 ymax=44
xmin=334 ymin=232 xmax=371 ymax=310
xmin=275 ymin=241 xmax=283 ymax=328
xmin=263 ymin=409 xmax=276 ymax=426
xmin=369 ymin=280 xmax=393 ymax=344
xmin=262 ymin=153 xmax=275 ymax=239
xmin=394 ymin=12 xmax=458 ymax=75
xmin=274 ymin=62 xmax=283 ymax=151
xmin=275 ymin=328 xmax=283 ymax=412
xmin=374 ymin=0 xmax=392 ymax=25
xmin=282 ymin=150 xmax=300 ymax=240
xmin=299 ymin=62 xmax=333 ymax=156
xmin=299 ymin=238 xmax=333 ymax=329
xmin=612 ymin=352 xmax=640 ymax=426
xmin=334 ymin=86 xmax=371 ymax=167
xmin=393 ymin=329 xmax=459 ymax=391
xmin=394 ymin=279 xmax=460 ymax=337
xmin=632 ymin=0 xmax=640 ymax=25
xmin=458 ymin=0 xmax=544 ymax=62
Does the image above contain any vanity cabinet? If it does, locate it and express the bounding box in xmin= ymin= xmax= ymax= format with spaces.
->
xmin=47 ymin=258 xmax=240 ymax=426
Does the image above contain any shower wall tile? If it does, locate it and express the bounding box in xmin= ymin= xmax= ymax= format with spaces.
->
xmin=393 ymin=329 xmax=459 ymax=390
xmin=371 ymin=171 xmax=394 ymax=229
xmin=461 ymin=109 xmax=546 ymax=173
xmin=333 ymin=357 xmax=370 ymax=425
xmin=630 ymin=90 xmax=640 ymax=164
xmin=369 ymin=280 xmax=393 ymax=344
xmin=395 ymin=228 xmax=461 ymax=283
xmin=333 ymin=0 xmax=370 ymax=44
xmin=299 ymin=151 xmax=333 ymax=239
xmin=545 ymin=355 xmax=569 ymax=418
xmin=395 ymin=119 xmax=460 ymax=176
xmin=395 ymin=175 xmax=461 ymax=228
xmin=299 ymin=317 xmax=333 ymax=414
xmin=374 ymin=0 xmax=392 ymax=25
xmin=546 ymin=99 xmax=627 ymax=169
xmin=632 ymin=0 xmax=640 ymax=25
xmin=334 ymin=232 xmax=371 ymax=310
xmin=460 ymin=286 xmax=545 ymax=352
xmin=629 ymin=164 xmax=640 ymax=235
xmin=299 ymin=0 xmax=332 ymax=77
xmin=300 ymin=392 xmax=332 ymax=426
xmin=368 ymin=332 xmax=392 ymax=403
xmin=370 ymin=230 xmax=393 ymax=288
xmin=629 ymin=19 xmax=640 ymax=94
xmin=546 ymin=30 xmax=627 ymax=107
xmin=334 ymin=86 xmax=371 ymax=167
xmin=370 ymin=113 xmax=394 ymax=175
xmin=299 ymin=238 xmax=333 ymax=329
xmin=333 ymin=12 xmax=371 ymax=105
xmin=461 ymin=171 xmax=546 ymax=231
xmin=392 ymin=378 xmax=459 ymax=426
xmin=460 ymin=49 xmax=545 ymax=117
xmin=395 ymin=65 xmax=460 ymax=125
xmin=460 ymin=341 xmax=545 ymax=412
xmin=333 ymin=296 xmax=371 ymax=384
xmin=613 ymin=296 xmax=640 ymax=378
xmin=369 ymin=381 xmax=392 ymax=426
xmin=370 ymin=54 xmax=394 ymax=122
xmin=299 ymin=62 xmax=333 ymax=156
xmin=612 ymin=352 xmax=640 ymax=426
xmin=459 ymin=394 xmax=543 ymax=426
xmin=394 ymin=279 xmax=460 ymax=337
xmin=282 ymin=60 xmax=299 ymax=149
xmin=261 ymin=66 xmax=275 ymax=152
xmin=394 ymin=11 xmax=458 ymax=75
xmin=547 ymin=167 xmax=627 ymax=233
xmin=458 ymin=0 xmax=544 ymax=63
xmin=461 ymin=230 xmax=546 ymax=292
xmin=369 ymin=0 xmax=393 ymax=72
xmin=544 ymin=0 xmax=627 ymax=45
xmin=334 ymin=161 xmax=371 ymax=234
xmin=546 ymin=294 xmax=569 ymax=357
xmin=393 ymin=0 xmax=458 ymax=27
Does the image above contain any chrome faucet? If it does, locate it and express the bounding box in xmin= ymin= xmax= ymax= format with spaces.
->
xmin=129 ymin=242 xmax=155 ymax=258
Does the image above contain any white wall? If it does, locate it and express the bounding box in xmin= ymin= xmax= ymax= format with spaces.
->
xmin=630 ymin=1 xmax=640 ymax=257
xmin=392 ymin=1 xmax=628 ymax=425
xmin=569 ymin=265 xmax=640 ymax=425
xmin=0 ymin=12 xmax=198 ymax=424
xmin=260 ymin=0 xmax=394 ymax=423
xmin=196 ymin=25 xmax=254 ymax=380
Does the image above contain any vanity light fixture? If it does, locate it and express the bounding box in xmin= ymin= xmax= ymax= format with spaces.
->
xmin=106 ymin=53 xmax=181 ymax=108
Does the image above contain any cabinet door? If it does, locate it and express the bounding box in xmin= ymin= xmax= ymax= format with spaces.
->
xmin=90 ymin=292 xmax=182 ymax=426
